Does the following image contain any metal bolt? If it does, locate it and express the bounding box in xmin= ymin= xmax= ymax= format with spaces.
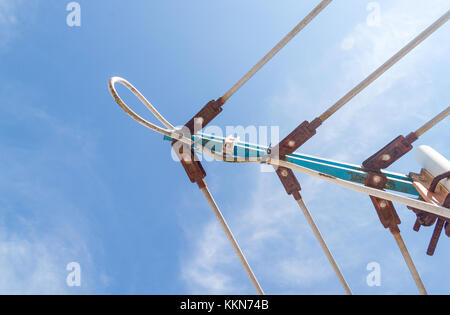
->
xmin=288 ymin=140 xmax=296 ymax=147
xmin=379 ymin=201 xmax=387 ymax=208
xmin=281 ymin=169 xmax=288 ymax=177
xmin=373 ymin=176 xmax=382 ymax=184
xmin=381 ymin=154 xmax=391 ymax=161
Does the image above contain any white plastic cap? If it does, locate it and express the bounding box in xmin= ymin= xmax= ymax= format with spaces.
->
xmin=414 ymin=145 xmax=450 ymax=191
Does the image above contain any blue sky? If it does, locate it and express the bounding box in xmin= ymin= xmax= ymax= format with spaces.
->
xmin=0 ymin=0 xmax=449 ymax=294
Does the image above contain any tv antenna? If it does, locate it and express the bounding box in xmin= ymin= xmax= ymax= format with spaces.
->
xmin=109 ymin=2 xmax=450 ymax=295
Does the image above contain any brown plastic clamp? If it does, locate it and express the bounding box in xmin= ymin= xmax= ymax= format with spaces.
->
xmin=362 ymin=132 xmax=417 ymax=171
xmin=421 ymin=171 xmax=450 ymax=255
xmin=275 ymin=167 xmax=302 ymax=201
xmin=364 ymin=172 xmax=401 ymax=233
xmin=171 ymin=98 xmax=225 ymax=188
xmin=271 ymin=118 xmax=322 ymax=158
xmin=361 ymin=132 xmax=419 ymax=234
xmin=409 ymin=170 xmax=450 ymax=255
xmin=270 ymin=118 xmax=322 ymax=200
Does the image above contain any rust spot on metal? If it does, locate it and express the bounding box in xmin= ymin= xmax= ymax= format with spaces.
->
xmin=363 ymin=135 xmax=416 ymax=172
xmin=276 ymin=167 xmax=301 ymax=200
xmin=348 ymin=172 xmax=366 ymax=185
xmin=409 ymin=170 xmax=450 ymax=255
xmin=319 ymin=173 xmax=335 ymax=179
xmin=364 ymin=172 xmax=400 ymax=234
xmin=185 ymin=99 xmax=224 ymax=134
xmin=271 ymin=118 xmax=322 ymax=158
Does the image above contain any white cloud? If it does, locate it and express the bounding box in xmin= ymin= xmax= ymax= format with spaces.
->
xmin=180 ymin=173 xmax=370 ymax=294
xmin=0 ymin=83 xmax=107 ymax=293
xmin=272 ymin=0 xmax=449 ymax=162
xmin=0 ymin=230 xmax=82 ymax=294
xmin=0 ymin=0 xmax=18 ymax=25
xmin=0 ymin=0 xmax=19 ymax=46
xmin=181 ymin=222 xmax=237 ymax=294
xmin=340 ymin=36 xmax=355 ymax=51
xmin=0 ymin=0 xmax=36 ymax=49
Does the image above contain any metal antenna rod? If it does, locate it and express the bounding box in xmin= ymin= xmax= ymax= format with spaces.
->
xmin=221 ymin=0 xmax=333 ymax=103
xmin=414 ymin=106 xmax=450 ymax=137
xmin=296 ymin=198 xmax=352 ymax=295
xmin=200 ymin=183 xmax=264 ymax=295
xmin=319 ymin=10 xmax=450 ymax=123
xmin=393 ymin=232 xmax=428 ymax=295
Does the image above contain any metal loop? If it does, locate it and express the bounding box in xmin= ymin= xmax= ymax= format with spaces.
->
xmin=429 ymin=171 xmax=450 ymax=193
xmin=108 ymin=77 xmax=184 ymax=141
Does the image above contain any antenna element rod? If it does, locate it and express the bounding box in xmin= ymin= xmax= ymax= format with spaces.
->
xmin=296 ymin=198 xmax=352 ymax=295
xmin=392 ymin=232 xmax=428 ymax=295
xmin=414 ymin=106 xmax=450 ymax=138
xmin=200 ymin=184 xmax=264 ymax=295
xmin=319 ymin=11 xmax=450 ymax=123
xmin=221 ymin=0 xmax=333 ymax=103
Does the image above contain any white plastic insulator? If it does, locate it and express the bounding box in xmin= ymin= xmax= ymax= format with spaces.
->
xmin=223 ymin=136 xmax=240 ymax=157
xmin=414 ymin=145 xmax=450 ymax=191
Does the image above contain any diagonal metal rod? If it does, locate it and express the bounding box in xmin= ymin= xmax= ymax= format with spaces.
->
xmin=319 ymin=10 xmax=450 ymax=123
xmin=392 ymin=232 xmax=426 ymax=295
xmin=414 ymin=106 xmax=450 ymax=137
xmin=296 ymin=198 xmax=352 ymax=295
xmin=200 ymin=183 xmax=264 ymax=295
xmin=221 ymin=0 xmax=333 ymax=103
xmin=392 ymin=231 xmax=427 ymax=295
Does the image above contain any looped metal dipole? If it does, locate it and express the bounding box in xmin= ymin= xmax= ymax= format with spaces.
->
xmin=108 ymin=76 xmax=189 ymax=143
xmin=108 ymin=77 xmax=264 ymax=164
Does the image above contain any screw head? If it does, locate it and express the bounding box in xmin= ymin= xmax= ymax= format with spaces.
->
xmin=379 ymin=201 xmax=387 ymax=208
xmin=288 ymin=140 xmax=296 ymax=147
xmin=281 ymin=169 xmax=288 ymax=177
xmin=381 ymin=154 xmax=391 ymax=161
xmin=373 ymin=176 xmax=382 ymax=184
